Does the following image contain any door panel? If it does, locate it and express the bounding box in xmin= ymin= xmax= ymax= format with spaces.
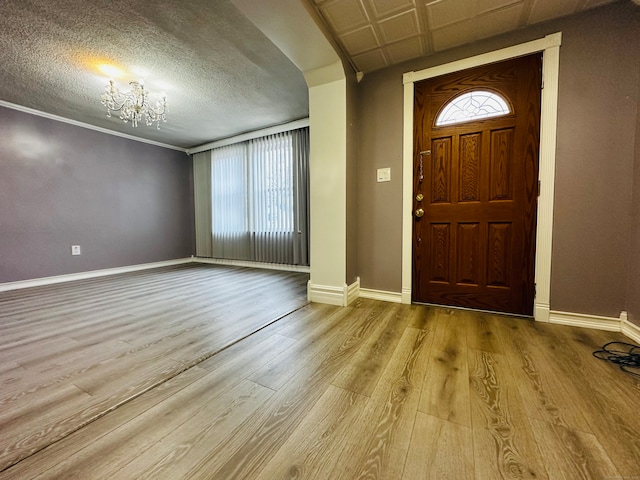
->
xmin=412 ymin=54 xmax=541 ymax=315
xmin=489 ymin=129 xmax=514 ymax=200
xmin=430 ymin=138 xmax=451 ymax=203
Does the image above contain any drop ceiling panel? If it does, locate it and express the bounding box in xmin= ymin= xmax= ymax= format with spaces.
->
xmin=352 ymin=48 xmax=389 ymax=71
xmin=320 ymin=0 xmax=370 ymax=33
xmin=476 ymin=0 xmax=523 ymax=16
xmin=368 ymin=0 xmax=416 ymax=17
xmin=476 ymin=4 xmax=524 ymax=40
xmin=426 ymin=0 xmax=474 ymax=29
xmin=431 ymin=18 xmax=475 ymax=51
xmin=378 ymin=10 xmax=421 ymax=43
xmin=340 ymin=25 xmax=381 ymax=55
xmin=308 ymin=0 xmax=625 ymax=74
xmin=385 ymin=36 xmax=424 ymax=63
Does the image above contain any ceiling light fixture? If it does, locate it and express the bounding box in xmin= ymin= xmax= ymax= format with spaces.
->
xmin=101 ymin=79 xmax=167 ymax=129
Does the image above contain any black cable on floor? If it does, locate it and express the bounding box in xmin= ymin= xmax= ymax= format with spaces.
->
xmin=593 ymin=341 xmax=640 ymax=378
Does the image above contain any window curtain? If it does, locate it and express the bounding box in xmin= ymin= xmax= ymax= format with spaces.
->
xmin=208 ymin=127 xmax=309 ymax=266
xmin=291 ymin=128 xmax=310 ymax=266
xmin=211 ymin=143 xmax=250 ymax=260
xmin=193 ymin=151 xmax=212 ymax=257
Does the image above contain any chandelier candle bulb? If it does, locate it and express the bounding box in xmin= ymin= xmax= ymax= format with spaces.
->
xmin=100 ymin=79 xmax=167 ymax=129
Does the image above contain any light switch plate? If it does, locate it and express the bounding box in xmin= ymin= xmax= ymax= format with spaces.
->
xmin=377 ymin=167 xmax=391 ymax=182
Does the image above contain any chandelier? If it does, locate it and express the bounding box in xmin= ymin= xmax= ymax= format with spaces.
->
xmin=101 ymin=79 xmax=167 ymax=129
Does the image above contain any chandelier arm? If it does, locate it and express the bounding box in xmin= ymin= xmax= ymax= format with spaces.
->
xmin=100 ymin=80 xmax=167 ymax=129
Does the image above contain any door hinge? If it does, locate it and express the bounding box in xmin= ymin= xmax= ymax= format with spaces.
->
xmin=534 ymin=283 xmax=537 ymax=298
xmin=537 ymin=180 xmax=541 ymax=197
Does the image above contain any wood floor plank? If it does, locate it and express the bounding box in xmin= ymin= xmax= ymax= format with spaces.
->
xmin=331 ymin=303 xmax=415 ymax=397
xmin=246 ymin=305 xmax=351 ymax=391
xmin=418 ymin=309 xmax=472 ymax=427
xmin=247 ymin=300 xmax=386 ymax=392
xmin=469 ymin=350 xmax=548 ymax=479
xmin=251 ymin=385 xmax=368 ymax=480
xmin=0 ymin=366 xmax=211 ymax=480
xmin=528 ymin=417 xmax=621 ymax=479
xmin=465 ymin=310 xmax=506 ymax=354
xmin=326 ymin=327 xmax=433 ymax=480
xmin=0 ymin=384 xmax=93 ymax=463
xmin=402 ymin=412 xmax=474 ymax=479
xmin=0 ymin=362 xmax=27 ymax=394
xmin=274 ymin=303 xmax=345 ymax=340
xmin=405 ymin=304 xmax=439 ymax=330
xmin=489 ymin=315 xmax=594 ymax=434
xmin=75 ymin=380 xmax=274 ymax=480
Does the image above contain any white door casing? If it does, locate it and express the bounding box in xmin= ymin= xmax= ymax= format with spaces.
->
xmin=401 ymin=33 xmax=562 ymax=322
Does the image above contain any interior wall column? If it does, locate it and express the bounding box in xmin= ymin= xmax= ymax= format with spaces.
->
xmin=305 ymin=62 xmax=349 ymax=306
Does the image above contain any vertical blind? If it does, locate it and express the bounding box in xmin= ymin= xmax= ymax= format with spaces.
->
xmin=193 ymin=151 xmax=212 ymax=258
xmin=200 ymin=127 xmax=309 ymax=266
xmin=211 ymin=142 xmax=250 ymax=260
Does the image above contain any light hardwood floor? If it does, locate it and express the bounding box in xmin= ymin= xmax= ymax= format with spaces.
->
xmin=1 ymin=265 xmax=639 ymax=479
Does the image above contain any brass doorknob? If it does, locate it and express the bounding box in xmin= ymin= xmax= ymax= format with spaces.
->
xmin=415 ymin=208 xmax=424 ymax=218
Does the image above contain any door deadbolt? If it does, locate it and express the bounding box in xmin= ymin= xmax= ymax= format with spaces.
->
xmin=416 ymin=193 xmax=424 ymax=202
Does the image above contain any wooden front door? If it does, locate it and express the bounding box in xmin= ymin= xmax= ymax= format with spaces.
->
xmin=412 ymin=54 xmax=542 ymax=316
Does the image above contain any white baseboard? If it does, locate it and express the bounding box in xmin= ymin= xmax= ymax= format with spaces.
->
xmin=401 ymin=288 xmax=412 ymax=305
xmin=534 ymin=302 xmax=550 ymax=323
xmin=0 ymin=258 xmax=193 ymax=292
xmin=622 ymin=316 xmax=640 ymax=344
xmin=194 ymin=257 xmax=310 ymax=273
xmin=549 ymin=309 xmax=640 ymax=345
xmin=549 ymin=310 xmax=625 ymax=332
xmin=346 ymin=277 xmax=360 ymax=306
xmin=360 ymin=287 xmax=403 ymax=304
xmin=307 ymin=281 xmax=345 ymax=306
xmin=307 ymin=278 xmax=362 ymax=307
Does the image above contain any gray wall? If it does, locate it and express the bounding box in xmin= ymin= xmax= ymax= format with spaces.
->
xmin=356 ymin=2 xmax=640 ymax=319
xmin=0 ymin=107 xmax=194 ymax=283
xmin=626 ymin=66 xmax=640 ymax=328
xmin=551 ymin=5 xmax=638 ymax=318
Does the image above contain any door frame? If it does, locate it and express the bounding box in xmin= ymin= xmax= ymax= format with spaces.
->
xmin=401 ymin=32 xmax=562 ymax=323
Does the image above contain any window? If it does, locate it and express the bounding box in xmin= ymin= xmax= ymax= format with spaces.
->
xmin=211 ymin=143 xmax=248 ymax=259
xmin=210 ymin=128 xmax=309 ymax=266
xmin=435 ymin=90 xmax=510 ymax=126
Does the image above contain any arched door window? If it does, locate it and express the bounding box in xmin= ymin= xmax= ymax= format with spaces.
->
xmin=435 ymin=90 xmax=511 ymax=126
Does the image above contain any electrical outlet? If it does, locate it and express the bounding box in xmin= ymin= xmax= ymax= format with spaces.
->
xmin=71 ymin=245 xmax=81 ymax=256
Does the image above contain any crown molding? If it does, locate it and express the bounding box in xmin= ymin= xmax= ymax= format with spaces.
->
xmin=0 ymin=100 xmax=187 ymax=153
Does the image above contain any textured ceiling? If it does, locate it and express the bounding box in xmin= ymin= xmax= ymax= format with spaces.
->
xmin=0 ymin=0 xmax=310 ymax=149
xmin=0 ymin=0 xmax=627 ymax=149
xmin=308 ymin=0 xmax=621 ymax=74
